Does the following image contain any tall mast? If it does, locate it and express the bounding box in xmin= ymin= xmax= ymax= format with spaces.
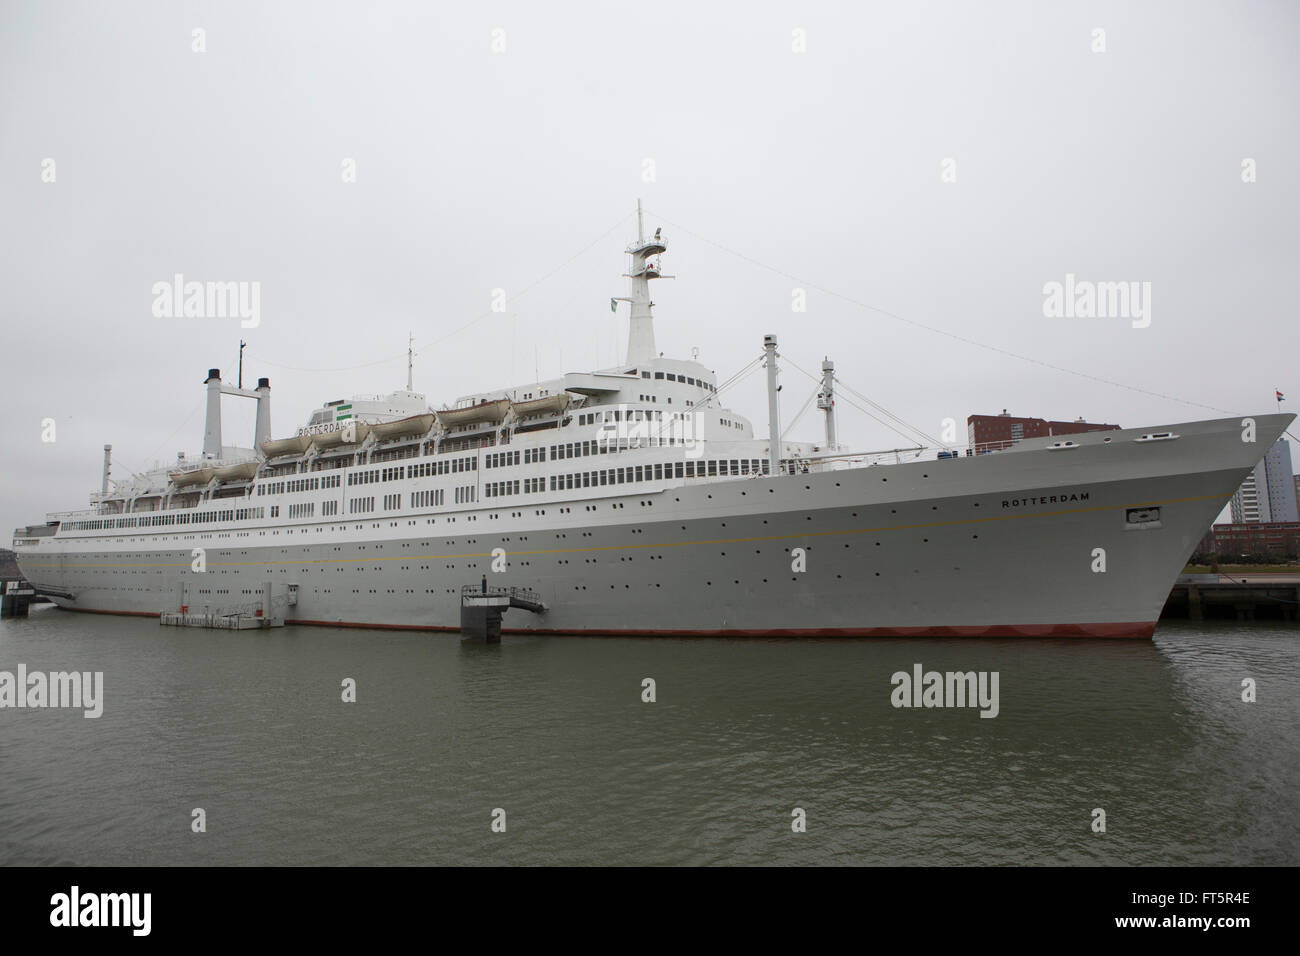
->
xmin=620 ymin=199 xmax=668 ymax=366
xmin=407 ymin=332 xmax=414 ymax=391
xmin=764 ymin=335 xmax=781 ymax=473
xmin=818 ymin=357 xmax=837 ymax=449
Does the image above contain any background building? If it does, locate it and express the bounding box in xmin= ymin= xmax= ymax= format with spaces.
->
xmin=966 ymin=411 xmax=1120 ymax=452
xmin=1230 ymin=438 xmax=1298 ymax=523
xmin=1196 ymin=522 xmax=1300 ymax=562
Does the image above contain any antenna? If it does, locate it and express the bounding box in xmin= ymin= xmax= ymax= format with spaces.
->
xmin=637 ymin=198 xmax=644 ymax=243
xmin=407 ymin=332 xmax=414 ymax=391
xmin=237 ymin=339 xmax=246 ymax=389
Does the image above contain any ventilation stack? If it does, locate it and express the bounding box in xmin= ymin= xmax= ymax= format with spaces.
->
xmin=203 ymin=369 xmax=222 ymax=459
xmin=255 ymin=378 xmax=272 ymax=448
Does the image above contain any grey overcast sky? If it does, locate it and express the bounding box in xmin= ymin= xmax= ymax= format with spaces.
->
xmin=1 ymin=0 xmax=1296 ymax=535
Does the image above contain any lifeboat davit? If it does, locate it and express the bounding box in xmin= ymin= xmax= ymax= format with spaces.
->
xmin=259 ymin=434 xmax=312 ymax=458
xmin=212 ymin=461 xmax=259 ymax=481
xmin=511 ymin=394 xmax=570 ymax=418
xmin=170 ymin=467 xmax=215 ymax=488
xmin=370 ymin=413 xmax=436 ymax=440
xmin=436 ymin=398 xmax=510 ymax=427
xmin=311 ymin=422 xmax=370 ymax=449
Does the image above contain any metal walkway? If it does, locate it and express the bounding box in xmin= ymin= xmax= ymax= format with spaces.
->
xmin=460 ymin=584 xmax=546 ymax=642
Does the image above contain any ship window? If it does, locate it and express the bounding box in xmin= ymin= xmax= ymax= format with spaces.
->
xmin=641 ymin=371 xmax=650 ymax=379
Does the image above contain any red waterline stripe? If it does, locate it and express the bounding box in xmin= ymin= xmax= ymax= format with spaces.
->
xmin=49 ymin=606 xmax=1156 ymax=639
xmin=286 ymin=618 xmax=1156 ymax=639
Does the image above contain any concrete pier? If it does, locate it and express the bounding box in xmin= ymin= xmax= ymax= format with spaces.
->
xmin=1 ymin=581 xmax=36 ymax=617
xmin=1162 ymin=574 xmax=1300 ymax=622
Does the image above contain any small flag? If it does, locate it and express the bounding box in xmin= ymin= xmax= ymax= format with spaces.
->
xmin=1278 ymin=390 xmax=1286 ymax=403
xmin=610 ymin=298 xmax=618 ymax=313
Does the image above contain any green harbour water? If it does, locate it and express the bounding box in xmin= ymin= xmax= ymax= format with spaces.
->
xmin=1 ymin=607 xmax=1297 ymax=866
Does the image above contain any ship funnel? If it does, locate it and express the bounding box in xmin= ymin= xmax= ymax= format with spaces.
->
xmin=203 ymin=369 xmax=222 ymax=459
xmin=255 ymin=377 xmax=272 ymax=448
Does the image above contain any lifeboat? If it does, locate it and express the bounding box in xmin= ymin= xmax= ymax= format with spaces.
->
xmin=370 ymin=413 xmax=436 ymax=441
xmin=436 ymin=398 xmax=510 ymax=427
xmin=259 ymin=434 xmax=312 ymax=458
xmin=213 ymin=461 xmax=259 ymax=482
xmin=510 ymin=394 xmax=570 ymax=418
xmin=170 ymin=467 xmax=214 ymax=488
xmin=311 ymin=422 xmax=370 ymax=449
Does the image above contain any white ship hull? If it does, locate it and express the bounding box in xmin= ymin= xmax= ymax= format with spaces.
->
xmin=16 ymin=415 xmax=1290 ymax=638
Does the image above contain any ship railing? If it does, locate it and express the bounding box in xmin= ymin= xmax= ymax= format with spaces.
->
xmin=461 ymin=584 xmax=543 ymax=604
xmin=46 ymin=508 xmax=107 ymax=520
xmin=778 ymin=441 xmax=1013 ymax=474
xmin=187 ymin=595 xmax=292 ymax=620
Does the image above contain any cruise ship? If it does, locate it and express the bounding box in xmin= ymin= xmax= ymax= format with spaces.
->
xmin=12 ymin=211 xmax=1293 ymax=637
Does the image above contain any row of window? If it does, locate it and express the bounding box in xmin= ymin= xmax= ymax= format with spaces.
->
xmin=486 ymin=450 xmax=522 ymax=469
xmin=62 ymin=455 xmax=773 ymax=538
xmin=257 ymin=475 xmax=339 ymax=496
xmin=627 ymin=369 xmax=718 ymax=390
xmin=485 ymin=480 xmax=520 ymax=498
xmin=64 ymin=508 xmax=262 ymax=531
xmin=547 ymin=458 xmax=769 ymax=491
xmin=654 ymin=371 xmax=714 ymax=390
xmin=411 ymin=489 xmax=445 ymax=508
xmin=552 ymin=436 xmax=681 ymax=460
xmin=348 ymin=455 xmax=478 ymax=486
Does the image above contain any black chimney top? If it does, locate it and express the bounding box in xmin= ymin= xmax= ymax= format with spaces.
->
xmin=258 ymin=377 xmax=270 ymax=389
